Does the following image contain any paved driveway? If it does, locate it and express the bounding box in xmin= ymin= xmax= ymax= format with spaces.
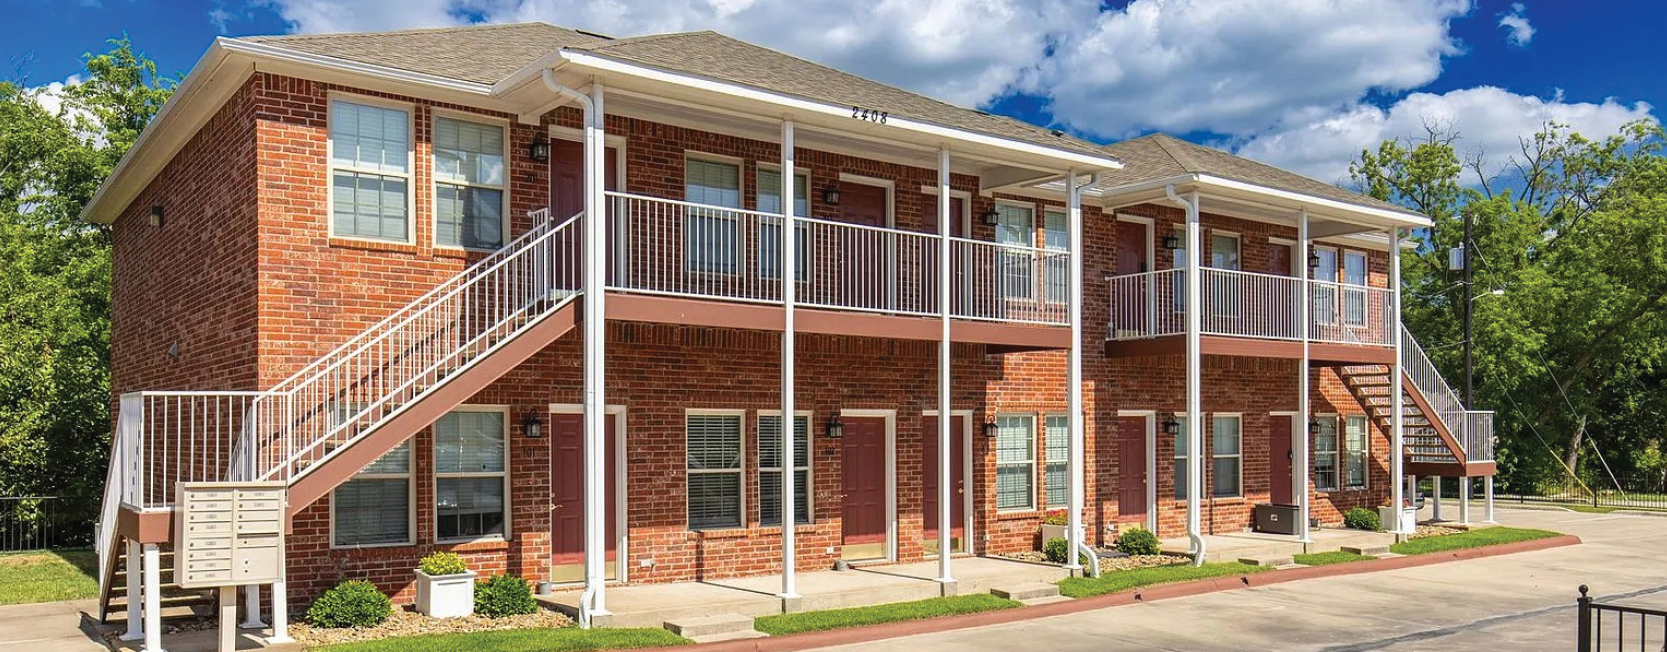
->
xmin=0 ymin=599 xmax=106 ymax=652
xmin=813 ymin=507 xmax=1667 ymax=652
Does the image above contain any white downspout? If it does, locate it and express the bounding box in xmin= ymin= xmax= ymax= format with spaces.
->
xmin=1164 ymin=185 xmax=1206 ymax=567
xmin=779 ymin=119 xmax=799 ymax=600
xmin=1296 ymin=209 xmax=1312 ymax=544
xmin=1390 ymin=226 xmax=1406 ymax=539
xmin=935 ymin=147 xmax=955 ymax=587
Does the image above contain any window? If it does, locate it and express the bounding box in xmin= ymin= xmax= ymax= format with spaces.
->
xmin=995 ymin=414 xmax=1035 ymax=510
xmin=1172 ymin=415 xmax=1190 ymax=499
xmin=1209 ymin=232 xmax=1241 ymax=316
xmin=330 ymin=99 xmax=411 ymax=242
xmin=433 ymin=116 xmax=505 ymax=249
xmin=332 ymin=441 xmax=412 ymax=547
xmin=1345 ymin=415 xmax=1370 ymax=489
xmin=685 ymin=158 xmax=742 ymax=274
xmin=434 ymin=409 xmax=507 ymax=540
xmin=1313 ymin=416 xmax=1339 ymax=492
xmin=994 ymin=203 xmax=1035 ymax=300
xmin=758 ymin=168 xmax=810 ymax=281
xmin=1311 ymin=247 xmax=1339 ymax=325
xmin=1343 ymin=250 xmax=1368 ymax=326
xmin=687 ymin=413 xmax=743 ymax=529
xmin=758 ymin=413 xmax=811 ymax=526
xmin=1211 ymin=415 xmax=1241 ymax=498
xmin=1171 ymin=227 xmax=1188 ymax=312
xmin=1043 ymin=210 xmax=1068 ymax=303
xmin=1210 ymin=233 xmax=1241 ymax=270
xmin=1044 ymin=414 xmax=1069 ymax=508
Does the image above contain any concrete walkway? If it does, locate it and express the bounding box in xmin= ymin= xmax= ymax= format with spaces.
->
xmin=809 ymin=506 xmax=1667 ymax=652
xmin=0 ymin=599 xmax=106 ymax=652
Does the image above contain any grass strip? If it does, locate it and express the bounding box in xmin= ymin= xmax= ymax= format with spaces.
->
xmin=752 ymin=594 xmax=1020 ymax=636
xmin=309 ymin=627 xmax=689 ymax=652
xmin=0 ymin=549 xmax=98 ymax=606
xmin=1057 ymin=561 xmax=1267 ymax=598
xmin=1292 ymin=551 xmax=1375 ymax=566
xmin=1390 ymin=526 xmax=1561 ymax=556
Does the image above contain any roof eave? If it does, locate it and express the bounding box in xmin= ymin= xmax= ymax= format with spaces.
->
xmin=1096 ymin=173 xmax=1432 ymax=229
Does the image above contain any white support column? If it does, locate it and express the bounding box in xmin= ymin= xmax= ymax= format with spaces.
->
xmin=582 ymin=81 xmax=611 ymax=620
xmin=1389 ymin=226 xmax=1406 ymax=536
xmin=241 ymin=584 xmax=265 ymax=629
xmin=218 ymin=586 xmax=237 ymax=652
xmin=779 ymin=118 xmax=799 ymax=600
xmin=268 ymin=580 xmax=292 ymax=644
xmin=142 ymin=543 xmax=163 ymax=652
xmin=1065 ymin=169 xmax=1086 ymax=572
xmin=1460 ymin=475 xmax=1472 ymax=523
xmin=1432 ymin=476 xmax=1443 ymax=521
xmin=1296 ymin=210 xmax=1311 ymax=543
xmin=121 ymin=540 xmax=143 ymax=641
xmin=934 ymin=147 xmax=955 ymax=586
xmin=1484 ymin=476 xmax=1496 ymax=522
xmin=1179 ymin=188 xmax=1206 ymax=566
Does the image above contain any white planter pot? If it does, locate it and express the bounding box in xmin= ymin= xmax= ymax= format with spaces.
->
xmin=414 ymin=569 xmax=477 ymax=619
xmin=1040 ymin=523 xmax=1069 ymax=546
xmin=1378 ymin=506 xmax=1417 ymax=534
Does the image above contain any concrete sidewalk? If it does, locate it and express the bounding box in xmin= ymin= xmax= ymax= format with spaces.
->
xmin=0 ymin=599 xmax=107 ymax=652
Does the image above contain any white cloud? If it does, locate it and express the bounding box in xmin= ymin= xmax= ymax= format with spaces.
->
xmin=31 ymin=75 xmax=82 ymax=118
xmin=1234 ymin=87 xmax=1654 ymax=184
xmin=1498 ymin=2 xmax=1534 ymax=46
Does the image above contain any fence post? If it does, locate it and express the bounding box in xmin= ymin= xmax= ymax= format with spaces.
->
xmin=1576 ymin=585 xmax=1592 ymax=652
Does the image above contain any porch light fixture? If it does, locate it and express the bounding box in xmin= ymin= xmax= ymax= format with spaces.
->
xmin=822 ymin=186 xmax=841 ymax=205
xmin=149 ymin=205 xmax=165 ymax=228
xmin=1161 ymin=234 xmax=1181 ymax=250
xmin=825 ymin=415 xmax=844 ymax=439
xmin=1308 ymin=249 xmax=1322 ymax=269
xmin=522 ymin=413 xmax=543 ymax=439
xmin=980 ymin=208 xmax=1002 ymax=227
xmin=983 ymin=420 xmax=1001 ymax=439
xmin=1162 ymin=415 xmax=1180 ymax=435
xmin=527 ymin=140 xmax=551 ymax=163
xmin=1308 ymin=420 xmax=1322 ymax=436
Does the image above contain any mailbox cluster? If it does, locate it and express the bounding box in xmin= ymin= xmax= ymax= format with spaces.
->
xmin=175 ymin=482 xmax=287 ymax=589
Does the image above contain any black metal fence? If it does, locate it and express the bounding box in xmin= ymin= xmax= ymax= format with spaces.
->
xmin=1499 ymin=474 xmax=1667 ymax=511
xmin=0 ymin=496 xmax=94 ymax=552
xmin=1579 ymin=585 xmax=1667 ymax=652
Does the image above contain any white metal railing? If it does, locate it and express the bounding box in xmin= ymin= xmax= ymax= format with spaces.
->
xmin=1308 ymin=279 xmax=1394 ymax=346
xmin=1399 ymin=324 xmax=1494 ymax=462
xmin=1106 ymin=268 xmax=1392 ymax=345
xmin=606 ymin=191 xmax=1069 ymax=325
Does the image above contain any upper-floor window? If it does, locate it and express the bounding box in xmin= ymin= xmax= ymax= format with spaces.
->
xmin=995 ymin=203 xmax=1035 ymax=300
xmin=1342 ymin=250 xmax=1368 ymax=326
xmin=757 ymin=168 xmax=810 ymax=281
xmin=433 ymin=116 xmax=506 ymax=250
xmin=1312 ymin=246 xmax=1340 ymax=324
xmin=1043 ymin=209 xmax=1068 ymax=303
xmin=329 ymin=99 xmax=411 ymax=242
xmin=685 ymin=157 xmax=741 ymax=274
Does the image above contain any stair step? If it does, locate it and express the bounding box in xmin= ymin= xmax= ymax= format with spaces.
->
xmin=990 ymin=582 xmax=1061 ymax=601
xmin=1341 ymin=544 xmax=1390 ymax=556
xmin=1237 ymin=555 xmax=1294 ymax=567
xmin=663 ymin=614 xmax=757 ymax=638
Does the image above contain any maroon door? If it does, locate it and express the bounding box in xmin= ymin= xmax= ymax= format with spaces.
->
xmin=841 ymin=416 xmax=887 ymax=558
xmin=1117 ymin=417 xmax=1147 ymax=522
xmin=840 ymin=182 xmax=889 ymax=310
xmin=1268 ymin=243 xmax=1293 ymax=276
xmin=549 ymin=413 xmax=618 ymax=573
xmin=922 ymin=195 xmax=966 ymax=314
xmin=1113 ymin=221 xmax=1149 ymax=334
xmin=549 ymin=139 xmax=619 ymax=220
xmin=922 ymin=415 xmax=966 ymax=554
xmin=1270 ymin=415 xmax=1294 ymax=505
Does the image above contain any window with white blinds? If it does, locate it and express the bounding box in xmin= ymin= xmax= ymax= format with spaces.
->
xmin=1044 ymin=414 xmax=1069 ymax=508
xmin=1211 ymin=415 xmax=1242 ymax=498
xmin=332 ymin=441 xmax=412 ymax=547
xmin=1313 ymin=416 xmax=1340 ymax=492
xmin=687 ymin=413 xmax=743 ymax=530
xmin=995 ymin=203 xmax=1035 ymax=300
xmin=758 ymin=168 xmax=811 ymax=281
xmin=1345 ymin=415 xmax=1369 ymax=489
xmin=433 ymin=116 xmax=505 ymax=250
xmin=329 ymin=99 xmax=411 ymax=242
xmin=1043 ymin=210 xmax=1068 ymax=303
xmin=758 ymin=414 xmax=811 ymax=526
xmin=1173 ymin=415 xmax=1190 ymax=499
xmin=995 ymin=414 xmax=1035 ymax=511
xmin=434 ymin=409 xmax=507 ymax=541
xmin=685 ymin=158 xmax=742 ymax=274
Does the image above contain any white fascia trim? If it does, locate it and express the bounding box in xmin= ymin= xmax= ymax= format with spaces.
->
xmin=220 ymin=38 xmax=496 ymax=96
xmin=1194 ymin=174 xmax=1432 ymax=228
xmin=557 ymin=50 xmax=1124 ymax=172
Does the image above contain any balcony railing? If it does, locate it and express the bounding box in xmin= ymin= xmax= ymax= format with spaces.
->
xmin=1107 ymin=268 xmax=1393 ymax=345
xmin=606 ymin=191 xmax=1068 ymax=325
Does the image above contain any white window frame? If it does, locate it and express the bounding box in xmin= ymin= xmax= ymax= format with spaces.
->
xmin=685 ymin=408 xmax=746 ymax=531
xmin=757 ymin=410 xmax=813 ymax=527
xmin=431 ymin=110 xmax=510 ymax=252
xmin=994 ymin=200 xmax=1037 ymax=302
xmin=1171 ymin=225 xmax=1188 ymax=313
xmin=994 ymin=413 xmax=1037 ymax=512
xmin=1312 ymin=245 xmax=1340 ymax=326
xmin=756 ymin=164 xmax=812 ymax=282
xmin=1042 ymin=209 xmax=1069 ymax=305
xmin=329 ymin=440 xmax=415 ymax=549
xmin=1209 ymin=230 xmax=1242 ymax=317
xmin=326 ymin=93 xmax=416 ymax=245
xmin=683 ymin=154 xmax=745 ymax=276
xmin=1345 ymin=414 xmax=1370 ymax=490
xmin=1342 ymin=249 xmax=1369 ymax=327
xmin=1043 ymin=413 xmax=1069 ymax=509
xmin=1210 ymin=413 xmax=1243 ymax=498
xmin=433 ymin=405 xmax=512 ymax=543
xmin=1312 ymin=413 xmax=1341 ymax=492
xmin=1209 ymin=231 xmax=1241 ymax=271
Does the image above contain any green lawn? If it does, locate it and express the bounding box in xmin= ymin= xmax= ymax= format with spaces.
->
xmin=752 ymin=594 xmax=1020 ymax=636
xmin=1390 ymin=527 xmax=1561 ymax=556
xmin=309 ymin=628 xmax=689 ymax=652
xmin=1292 ymin=551 xmax=1375 ymax=566
xmin=1057 ymin=562 xmax=1267 ymax=598
xmin=0 ymin=549 xmax=98 ymax=606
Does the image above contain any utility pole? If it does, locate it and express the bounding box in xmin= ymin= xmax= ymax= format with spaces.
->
xmin=1462 ymin=209 xmax=1474 ymax=408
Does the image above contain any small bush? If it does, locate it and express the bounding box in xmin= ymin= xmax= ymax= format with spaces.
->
xmin=1043 ymin=537 xmax=1070 ymax=563
xmin=473 ymin=574 xmax=537 ymax=618
xmin=1344 ymin=507 xmax=1381 ymax=532
xmin=1041 ymin=510 xmax=1069 ymax=526
xmin=418 ymin=551 xmax=469 ymax=576
xmin=1116 ymin=527 xmax=1161 ymax=556
xmin=305 ymin=580 xmax=392 ymax=629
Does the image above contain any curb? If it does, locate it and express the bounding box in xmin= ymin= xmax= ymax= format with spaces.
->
xmin=679 ymin=533 xmax=1582 ymax=652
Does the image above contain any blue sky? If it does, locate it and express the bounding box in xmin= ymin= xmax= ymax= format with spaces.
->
xmin=6 ymin=0 xmax=1660 ymax=183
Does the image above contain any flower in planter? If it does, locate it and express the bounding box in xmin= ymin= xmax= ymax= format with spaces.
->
xmin=1041 ymin=510 xmax=1069 ymax=526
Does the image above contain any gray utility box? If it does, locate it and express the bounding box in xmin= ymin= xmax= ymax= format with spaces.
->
xmin=1253 ymin=503 xmax=1300 ymax=535
xmin=174 ymin=482 xmax=287 ymax=589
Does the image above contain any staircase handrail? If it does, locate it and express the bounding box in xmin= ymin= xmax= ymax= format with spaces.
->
xmin=1399 ymin=323 xmax=1471 ymax=456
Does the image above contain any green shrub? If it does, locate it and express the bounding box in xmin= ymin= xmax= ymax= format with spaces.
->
xmin=1116 ymin=527 xmax=1161 ymax=556
xmin=305 ymin=580 xmax=392 ymax=629
xmin=1043 ymin=537 xmax=1070 ymax=563
xmin=418 ymin=551 xmax=468 ymax=576
xmin=1344 ymin=507 xmax=1381 ymax=532
xmin=473 ymin=574 xmax=537 ymax=618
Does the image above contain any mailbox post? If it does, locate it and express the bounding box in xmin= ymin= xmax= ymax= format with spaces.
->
xmin=175 ymin=482 xmax=287 ymax=652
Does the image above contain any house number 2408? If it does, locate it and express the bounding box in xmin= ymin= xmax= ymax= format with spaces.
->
xmin=851 ymin=106 xmax=888 ymax=124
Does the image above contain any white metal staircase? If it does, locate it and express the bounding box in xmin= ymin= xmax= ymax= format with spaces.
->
xmin=1338 ymin=324 xmax=1495 ymax=472
xmin=96 ymin=208 xmax=583 ymax=618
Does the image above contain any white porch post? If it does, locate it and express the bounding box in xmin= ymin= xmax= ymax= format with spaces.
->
xmin=241 ymin=584 xmax=264 ymax=629
xmin=1389 ymin=226 xmax=1406 ymax=536
xmin=934 ymin=147 xmax=955 ymax=586
xmin=121 ymin=540 xmax=142 ymax=641
xmin=779 ymin=119 xmax=799 ymax=599
xmin=142 ymin=543 xmax=163 ymax=652
xmin=1296 ymin=209 xmax=1311 ymax=542
xmin=1183 ymin=191 xmax=1205 ymax=566
xmin=1065 ymin=169 xmax=1085 ymax=571
xmin=269 ymin=580 xmax=292 ymax=643
xmin=1432 ymin=477 xmax=1444 ymax=521
xmin=582 ymin=81 xmax=610 ymax=620
xmin=1460 ymin=475 xmax=1472 ymax=523
xmin=1485 ymin=475 xmax=1496 ymax=522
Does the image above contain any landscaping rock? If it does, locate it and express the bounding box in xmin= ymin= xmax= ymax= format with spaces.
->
xmin=291 ymin=604 xmax=572 ymax=647
xmin=1412 ymin=524 xmax=1463 ymax=539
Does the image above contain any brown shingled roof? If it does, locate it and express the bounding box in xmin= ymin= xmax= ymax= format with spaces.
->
xmin=245 ymin=23 xmax=612 ymax=85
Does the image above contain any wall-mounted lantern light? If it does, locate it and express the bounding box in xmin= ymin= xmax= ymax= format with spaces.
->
xmin=822 ymin=186 xmax=841 ymax=205
xmin=1161 ymin=234 xmax=1182 ymax=250
xmin=980 ymin=208 xmax=1002 ymax=226
xmin=523 ymin=413 xmax=543 ymax=439
xmin=1308 ymin=249 xmax=1322 ymax=269
xmin=527 ymin=140 xmax=551 ymax=163
xmin=825 ymin=415 xmax=844 ymax=439
xmin=1162 ymin=414 xmax=1181 ymax=435
xmin=149 ymin=205 xmax=165 ymax=228
xmin=983 ymin=420 xmax=1001 ymax=438
xmin=1308 ymin=420 xmax=1322 ymax=436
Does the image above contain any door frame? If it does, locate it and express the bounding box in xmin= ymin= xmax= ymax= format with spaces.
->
xmin=840 ymin=408 xmax=897 ymax=562
xmin=837 ymin=173 xmax=896 ymax=228
xmin=1268 ymin=237 xmax=1298 ymax=276
xmin=922 ymin=409 xmax=974 ymax=557
xmin=917 ymin=185 xmax=972 ymax=236
xmin=548 ymin=403 xmax=630 ymax=583
xmin=1116 ymin=409 xmax=1157 ymax=532
xmin=1270 ymin=411 xmax=1300 ymax=507
xmin=1113 ymin=213 xmax=1156 ymax=273
xmin=548 ymin=126 xmax=628 ymax=282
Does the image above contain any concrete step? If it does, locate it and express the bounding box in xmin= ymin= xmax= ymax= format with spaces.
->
xmin=685 ymin=628 xmax=770 ymax=644
xmin=1341 ymin=544 xmax=1390 ymax=556
xmin=1237 ymin=555 xmax=1293 ymax=567
xmin=663 ymin=614 xmax=758 ymax=639
xmin=990 ymin=582 xmax=1061 ymax=601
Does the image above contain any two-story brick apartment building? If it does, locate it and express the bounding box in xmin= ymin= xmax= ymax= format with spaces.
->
xmin=87 ymin=22 xmax=1494 ymax=649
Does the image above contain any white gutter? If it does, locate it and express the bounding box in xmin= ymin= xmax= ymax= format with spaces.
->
xmin=1100 ymin=173 xmax=1432 ymax=229
xmin=1164 ymin=184 xmax=1207 ymax=568
xmin=220 ymin=38 xmax=496 ymax=95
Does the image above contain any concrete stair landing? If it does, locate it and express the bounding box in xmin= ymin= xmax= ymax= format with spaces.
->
xmin=1163 ymin=527 xmax=1396 ymax=563
xmin=662 ymin=614 xmax=766 ymax=643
